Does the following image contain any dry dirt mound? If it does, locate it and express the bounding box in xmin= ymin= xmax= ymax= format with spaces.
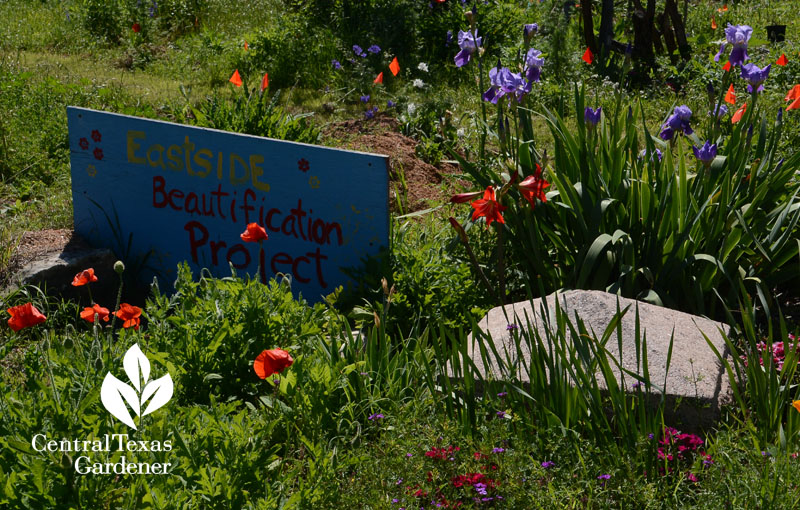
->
xmin=324 ymin=114 xmax=459 ymax=213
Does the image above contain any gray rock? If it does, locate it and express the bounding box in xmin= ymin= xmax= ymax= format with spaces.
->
xmin=465 ymin=290 xmax=734 ymax=430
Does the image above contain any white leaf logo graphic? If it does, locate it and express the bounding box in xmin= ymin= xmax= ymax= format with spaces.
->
xmin=100 ymin=344 xmax=173 ymax=429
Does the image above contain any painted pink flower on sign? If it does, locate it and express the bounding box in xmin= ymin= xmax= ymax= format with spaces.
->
xmin=79 ymin=137 xmax=89 ymax=150
xmin=298 ymin=158 xmax=310 ymax=172
xmin=91 ymin=129 xmax=102 ymax=142
xmin=93 ymin=147 xmax=104 ymax=160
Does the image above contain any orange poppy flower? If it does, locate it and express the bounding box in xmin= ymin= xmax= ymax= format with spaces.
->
xmin=261 ymin=73 xmax=269 ymax=91
xmin=724 ymin=84 xmax=736 ymax=104
xmin=785 ymin=84 xmax=800 ymax=102
xmin=71 ymin=268 xmax=98 ymax=287
xmin=254 ymin=348 xmax=294 ymax=379
xmin=115 ymin=303 xmax=142 ymax=330
xmin=7 ymin=303 xmax=47 ymax=331
xmin=80 ymin=303 xmax=111 ymax=323
xmin=240 ymin=223 xmax=269 ymax=242
xmin=244 ymin=40 xmax=249 ymax=51
xmin=732 ymin=103 xmax=747 ymax=124
xmin=793 ymin=400 xmax=800 ymax=413
xmin=389 ymin=57 xmax=400 ymax=76
xmin=582 ymin=47 xmax=594 ymax=64
xmin=471 ymin=187 xmax=507 ymax=226
xmin=711 ymin=16 xmax=717 ymax=30
xmin=777 ymin=54 xmax=788 ymax=66
xmin=229 ymin=70 xmax=243 ymax=87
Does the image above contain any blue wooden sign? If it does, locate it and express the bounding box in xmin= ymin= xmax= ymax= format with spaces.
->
xmin=67 ymin=107 xmax=389 ymax=301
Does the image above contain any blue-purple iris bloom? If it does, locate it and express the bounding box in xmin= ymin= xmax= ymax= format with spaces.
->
xmin=455 ymin=29 xmax=482 ymax=68
xmin=740 ymin=63 xmax=771 ymax=93
xmin=523 ymin=23 xmax=539 ymax=38
xmin=715 ymin=24 xmax=753 ymax=67
xmin=525 ymin=47 xmax=544 ymax=82
xmin=360 ymin=94 xmax=370 ymax=103
xmin=352 ymin=45 xmax=367 ymax=57
xmin=640 ymin=148 xmax=663 ymax=162
xmin=387 ymin=100 xmax=396 ymax=108
xmin=584 ymin=107 xmax=601 ymax=127
xmin=364 ymin=106 xmax=378 ymax=119
xmin=367 ymin=44 xmax=381 ymax=54
xmin=711 ymin=104 xmax=728 ymax=118
xmin=483 ymin=65 xmax=532 ymax=103
xmin=659 ymin=105 xmax=693 ymax=140
xmin=692 ymin=141 xmax=717 ymax=166
xmin=332 ymin=59 xmax=342 ymax=70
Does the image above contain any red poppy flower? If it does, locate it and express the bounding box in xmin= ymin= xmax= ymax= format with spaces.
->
xmin=732 ymin=103 xmax=747 ymax=124
xmin=777 ymin=54 xmax=788 ymax=66
xmin=79 ymin=137 xmax=89 ymax=150
xmin=297 ymin=158 xmax=310 ymax=172
xmin=71 ymin=268 xmax=98 ymax=286
xmin=7 ymin=303 xmax=47 ymax=332
xmin=717 ymin=4 xmax=728 ymax=12
xmin=722 ymin=61 xmax=731 ymax=72
xmin=261 ymin=72 xmax=269 ymax=91
xmin=115 ymin=303 xmax=142 ymax=330
xmin=389 ymin=57 xmax=400 ymax=76
xmin=724 ymin=84 xmax=736 ymax=104
xmin=471 ymin=187 xmax=506 ymax=226
xmin=80 ymin=303 xmax=110 ymax=323
xmin=240 ymin=223 xmax=269 ymax=242
xmin=93 ymin=147 xmax=103 ymax=160
xmin=244 ymin=40 xmax=249 ymax=50
xmin=229 ymin=69 xmax=243 ymax=87
xmin=582 ymin=47 xmax=594 ymax=64
xmin=132 ymin=23 xmax=141 ymax=33
xmin=253 ymin=348 xmax=294 ymax=379
xmin=518 ymin=164 xmax=550 ymax=208
xmin=91 ymin=130 xmax=102 ymax=143
xmin=711 ymin=16 xmax=717 ymax=30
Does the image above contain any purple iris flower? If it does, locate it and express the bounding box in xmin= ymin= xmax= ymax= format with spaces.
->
xmin=483 ymin=66 xmax=531 ymax=103
xmin=659 ymin=105 xmax=693 ymax=140
xmin=640 ymin=148 xmax=663 ymax=162
xmin=332 ymin=59 xmax=342 ymax=70
xmin=353 ymin=45 xmax=367 ymax=58
xmin=692 ymin=141 xmax=717 ymax=166
xmin=367 ymin=44 xmax=381 ymax=54
xmin=523 ymin=23 xmax=539 ymax=39
xmin=715 ymin=24 xmax=753 ymax=67
xmin=525 ymin=48 xmax=544 ymax=82
xmin=455 ymin=29 xmax=482 ymax=68
xmin=584 ymin=107 xmax=601 ymax=128
xmin=364 ymin=106 xmax=378 ymax=120
xmin=740 ymin=63 xmax=771 ymax=93
xmin=711 ymin=104 xmax=728 ymax=118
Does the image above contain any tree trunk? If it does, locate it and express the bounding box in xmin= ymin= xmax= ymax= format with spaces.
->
xmin=581 ymin=0 xmax=598 ymax=53
xmin=631 ymin=0 xmax=656 ymax=65
xmin=598 ymin=0 xmax=615 ymax=57
xmin=664 ymin=0 xmax=691 ymax=60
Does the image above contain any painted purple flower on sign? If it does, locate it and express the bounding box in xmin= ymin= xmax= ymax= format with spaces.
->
xmin=659 ymin=105 xmax=693 ymax=140
xmin=741 ymin=63 xmax=771 ymax=93
xmin=715 ymin=24 xmax=753 ymax=66
xmin=584 ymin=106 xmax=601 ymax=128
xmin=454 ymin=29 xmax=482 ymax=68
xmin=692 ymin=141 xmax=717 ymax=166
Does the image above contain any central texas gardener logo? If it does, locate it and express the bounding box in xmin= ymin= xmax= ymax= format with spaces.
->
xmin=101 ymin=344 xmax=173 ymax=429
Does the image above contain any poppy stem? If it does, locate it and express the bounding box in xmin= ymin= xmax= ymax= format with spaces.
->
xmin=110 ymin=272 xmax=124 ymax=334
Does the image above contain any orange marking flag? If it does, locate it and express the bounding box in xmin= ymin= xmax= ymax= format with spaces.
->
xmin=389 ymin=57 xmax=400 ymax=76
xmin=732 ymin=103 xmax=747 ymax=123
xmin=582 ymin=47 xmax=594 ymax=64
xmin=725 ymin=84 xmax=736 ymax=104
xmin=229 ymin=70 xmax=243 ymax=87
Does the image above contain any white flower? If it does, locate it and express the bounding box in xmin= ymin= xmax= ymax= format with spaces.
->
xmin=417 ymin=62 xmax=429 ymax=72
xmin=456 ymin=128 xmax=466 ymax=138
xmin=413 ymin=79 xmax=425 ymax=89
xmin=407 ymin=103 xmax=417 ymax=115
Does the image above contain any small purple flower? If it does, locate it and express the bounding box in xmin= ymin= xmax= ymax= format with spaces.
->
xmin=711 ymin=104 xmax=728 ymax=118
xmin=405 ymin=453 xmax=412 ymax=458
xmin=506 ymin=324 xmax=518 ymax=331
xmin=492 ymin=447 xmax=505 ymax=454
xmin=368 ymin=412 xmax=384 ymax=421
xmin=631 ymin=381 xmax=643 ymax=389
xmin=496 ymin=411 xmax=506 ymax=418
xmin=660 ymin=105 xmax=693 ymax=140
xmin=640 ymin=148 xmax=663 ymax=162
xmin=524 ymin=48 xmax=544 ymax=82
xmin=474 ymin=482 xmax=488 ymax=496
xmin=584 ymin=106 xmax=601 ymax=128
xmin=387 ymin=100 xmax=396 ymax=108
xmin=353 ymin=45 xmax=367 ymax=57
xmin=497 ymin=391 xmax=508 ymax=397
xmin=762 ymin=450 xmax=772 ymax=457
xmin=692 ymin=141 xmax=717 ymax=166
xmin=360 ymin=94 xmax=370 ymax=103
xmin=364 ymin=106 xmax=378 ymax=120
xmin=332 ymin=59 xmax=342 ymax=70
xmin=541 ymin=461 xmax=555 ymax=469
xmin=741 ymin=63 xmax=771 ymax=93
xmin=648 ymin=433 xmax=654 ymax=439
xmin=149 ymin=0 xmax=157 ymax=17
xmin=446 ymin=30 xmax=453 ymax=47
xmin=523 ymin=23 xmax=539 ymax=39
xmin=455 ymin=29 xmax=482 ymax=68
xmin=367 ymin=44 xmax=381 ymax=54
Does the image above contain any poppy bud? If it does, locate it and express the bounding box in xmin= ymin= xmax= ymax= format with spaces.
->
xmin=94 ymin=357 xmax=104 ymax=371
xmin=381 ymin=277 xmax=389 ymax=296
xmin=114 ymin=261 xmax=125 ymax=274
xmin=464 ymin=10 xmax=474 ymax=26
xmin=449 ymin=217 xmax=469 ymax=244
